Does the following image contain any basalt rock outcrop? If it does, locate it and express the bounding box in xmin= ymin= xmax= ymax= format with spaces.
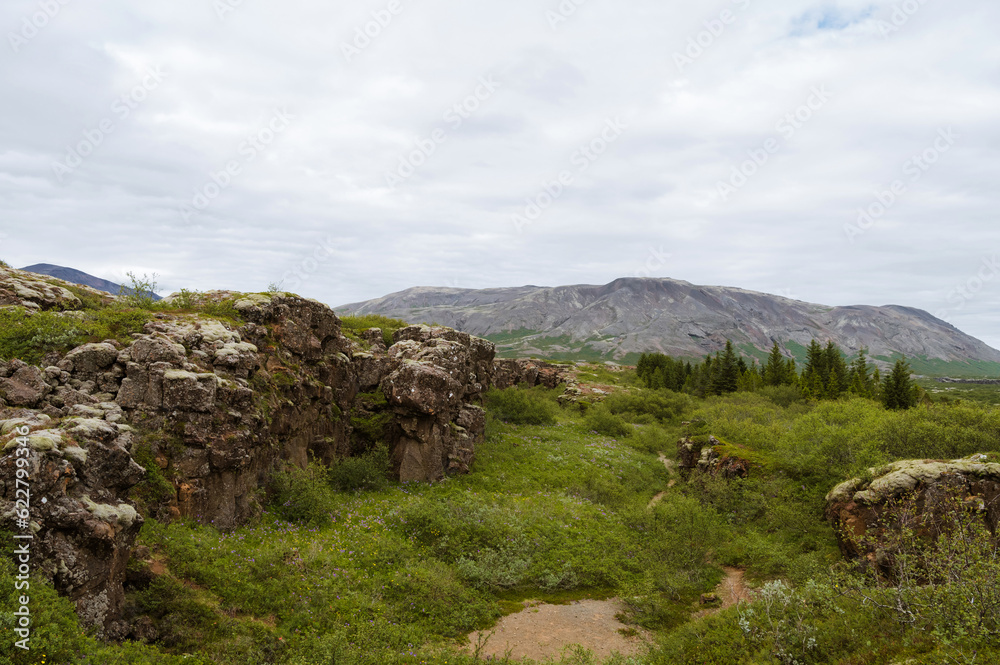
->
xmin=0 ymin=282 xmax=509 ymax=637
xmin=0 ymin=411 xmax=145 ymax=639
xmin=824 ymin=456 xmax=1000 ymax=568
xmin=492 ymin=358 xmax=569 ymax=390
xmin=676 ymin=435 xmax=752 ymax=479
xmin=380 ymin=325 xmax=494 ymax=482
xmin=0 ymin=264 xmax=113 ymax=311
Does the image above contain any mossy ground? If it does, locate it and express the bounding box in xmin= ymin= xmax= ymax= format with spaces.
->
xmin=3 ymin=372 xmax=1000 ymax=664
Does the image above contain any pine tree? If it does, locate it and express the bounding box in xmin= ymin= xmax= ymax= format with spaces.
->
xmin=824 ymin=341 xmax=849 ymax=399
xmin=711 ymin=340 xmax=740 ymax=395
xmin=763 ymin=342 xmax=788 ymax=386
xmin=882 ymin=359 xmax=917 ymax=410
xmin=785 ymin=358 xmax=798 ymax=385
xmin=848 ymin=349 xmax=875 ymax=398
xmin=737 ymin=361 xmax=764 ymax=392
xmin=802 ymin=340 xmax=827 ymax=399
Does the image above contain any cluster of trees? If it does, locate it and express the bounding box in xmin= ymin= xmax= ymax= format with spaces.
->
xmin=636 ymin=340 xmax=921 ymax=410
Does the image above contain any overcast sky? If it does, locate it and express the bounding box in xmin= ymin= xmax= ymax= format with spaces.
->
xmin=2 ymin=0 xmax=999 ymax=347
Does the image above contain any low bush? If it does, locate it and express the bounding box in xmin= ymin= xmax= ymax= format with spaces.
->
xmin=328 ymin=443 xmax=391 ymax=491
xmin=604 ymin=389 xmax=693 ymax=424
xmin=268 ymin=461 xmax=337 ymax=526
xmin=339 ymin=314 xmax=410 ymax=347
xmin=484 ymin=386 xmax=559 ymax=425
xmin=582 ymin=405 xmax=632 ymax=438
xmin=0 ymin=307 xmax=150 ymax=364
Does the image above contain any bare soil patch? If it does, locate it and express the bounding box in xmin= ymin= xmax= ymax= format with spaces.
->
xmin=693 ymin=567 xmax=750 ymax=619
xmin=468 ymin=598 xmax=650 ymax=662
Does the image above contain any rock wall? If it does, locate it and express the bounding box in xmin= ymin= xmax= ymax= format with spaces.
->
xmin=824 ymin=456 xmax=1000 ymax=568
xmin=0 ymin=412 xmax=145 ymax=640
xmin=0 ymin=286 xmax=511 ymax=636
xmin=492 ymin=358 xmax=568 ymax=390
xmin=676 ymin=435 xmax=752 ymax=479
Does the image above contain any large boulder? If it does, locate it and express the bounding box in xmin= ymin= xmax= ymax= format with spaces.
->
xmin=492 ymin=358 xmax=569 ymax=390
xmin=0 ymin=415 xmax=145 ymax=638
xmin=824 ymin=456 xmax=1000 ymax=565
xmin=378 ymin=326 xmax=496 ymax=482
xmin=0 ymin=363 xmax=50 ymax=407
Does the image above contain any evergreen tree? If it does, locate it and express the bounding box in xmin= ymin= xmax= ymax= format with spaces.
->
xmin=802 ymin=340 xmax=827 ymax=399
xmin=763 ymin=342 xmax=788 ymax=386
xmin=882 ymin=359 xmax=918 ymax=410
xmin=824 ymin=341 xmax=849 ymax=399
xmin=737 ymin=361 xmax=764 ymax=392
xmin=785 ymin=358 xmax=798 ymax=385
xmin=848 ymin=349 xmax=876 ymax=398
xmin=711 ymin=340 xmax=740 ymax=395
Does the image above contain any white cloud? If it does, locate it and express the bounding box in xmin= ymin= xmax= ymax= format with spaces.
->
xmin=1 ymin=0 xmax=999 ymax=348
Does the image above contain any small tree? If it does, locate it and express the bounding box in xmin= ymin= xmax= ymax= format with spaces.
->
xmin=824 ymin=341 xmax=849 ymax=399
xmin=710 ymin=340 xmax=740 ymax=395
xmin=119 ymin=271 xmax=159 ymax=310
xmin=881 ymin=359 xmax=918 ymax=410
xmin=848 ymin=349 xmax=877 ymax=399
xmin=763 ymin=342 xmax=790 ymax=386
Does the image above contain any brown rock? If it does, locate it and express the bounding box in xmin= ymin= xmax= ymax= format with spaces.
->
xmin=0 ymin=365 xmax=50 ymax=407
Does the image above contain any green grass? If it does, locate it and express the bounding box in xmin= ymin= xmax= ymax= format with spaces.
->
xmin=874 ymin=353 xmax=1000 ymax=378
xmin=338 ymin=314 xmax=411 ymax=347
xmin=918 ymin=377 xmax=1000 ymax=406
xmin=0 ymin=306 xmax=150 ymax=364
xmin=6 ymin=382 xmax=1000 ymax=664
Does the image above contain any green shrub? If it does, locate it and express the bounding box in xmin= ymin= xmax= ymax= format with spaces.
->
xmin=758 ymin=383 xmax=805 ymax=407
xmin=339 ymin=314 xmax=410 ymax=347
xmin=350 ymin=410 xmax=392 ymax=446
xmin=0 ymin=307 xmax=150 ymax=364
xmin=197 ymin=297 xmax=241 ymax=322
xmin=268 ymin=461 xmax=337 ymax=526
xmin=604 ymin=389 xmax=693 ymax=424
xmin=484 ymin=386 xmax=559 ymax=425
xmin=328 ymin=443 xmax=391 ymax=491
xmin=118 ymin=271 xmax=159 ymax=310
xmin=128 ymin=441 xmax=176 ymax=515
xmin=582 ymin=405 xmax=632 ymax=438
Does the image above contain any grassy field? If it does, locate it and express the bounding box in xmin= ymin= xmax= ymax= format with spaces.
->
xmin=3 ymin=381 xmax=1000 ymax=664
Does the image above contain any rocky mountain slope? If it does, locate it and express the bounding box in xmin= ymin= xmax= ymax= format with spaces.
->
xmin=337 ymin=278 xmax=1000 ymax=369
xmin=20 ymin=263 xmax=162 ymax=300
xmin=0 ymin=265 xmax=553 ymax=639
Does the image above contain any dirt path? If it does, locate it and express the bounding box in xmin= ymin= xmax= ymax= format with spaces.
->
xmin=648 ymin=453 xmax=677 ymax=508
xmin=693 ymin=567 xmax=750 ymax=619
xmin=467 ymin=598 xmax=650 ymax=662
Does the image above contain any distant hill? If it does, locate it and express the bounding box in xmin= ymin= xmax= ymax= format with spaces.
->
xmin=337 ymin=277 xmax=1000 ymax=376
xmin=20 ymin=264 xmax=161 ymax=301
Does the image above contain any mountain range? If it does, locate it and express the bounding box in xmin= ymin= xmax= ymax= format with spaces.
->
xmin=337 ymin=278 xmax=1000 ymax=376
xmin=20 ymin=264 xmax=162 ymax=301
